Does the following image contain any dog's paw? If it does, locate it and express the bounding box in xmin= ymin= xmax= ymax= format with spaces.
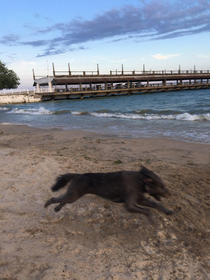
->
xmin=165 ymin=210 xmax=176 ymax=215
xmin=44 ymin=200 xmax=51 ymax=208
xmin=166 ymin=206 xmax=181 ymax=215
xmin=175 ymin=206 xmax=181 ymax=213
xmin=54 ymin=205 xmax=61 ymax=212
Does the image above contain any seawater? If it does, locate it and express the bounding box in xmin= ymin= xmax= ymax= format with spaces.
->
xmin=0 ymin=89 xmax=210 ymax=144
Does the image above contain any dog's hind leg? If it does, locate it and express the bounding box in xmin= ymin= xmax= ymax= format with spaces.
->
xmin=53 ymin=195 xmax=69 ymax=212
xmin=44 ymin=194 xmax=69 ymax=211
xmin=44 ymin=183 xmax=85 ymax=212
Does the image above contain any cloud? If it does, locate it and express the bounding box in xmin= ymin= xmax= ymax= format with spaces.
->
xmin=22 ymin=40 xmax=49 ymax=47
xmin=34 ymin=13 xmax=51 ymax=21
xmin=36 ymin=45 xmax=88 ymax=57
xmin=198 ymin=54 xmax=210 ymax=58
xmin=36 ymin=47 xmax=66 ymax=57
xmin=111 ymin=59 xmax=126 ymax=63
xmin=152 ymin=54 xmax=181 ymax=60
xmin=8 ymin=60 xmax=36 ymax=71
xmin=1 ymin=0 xmax=210 ymax=57
xmin=0 ymin=34 xmax=20 ymax=46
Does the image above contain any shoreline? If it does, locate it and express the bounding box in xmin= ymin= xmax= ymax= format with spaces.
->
xmin=0 ymin=123 xmax=210 ymax=279
xmin=0 ymin=123 xmax=210 ymax=165
xmin=1 ymin=120 xmax=210 ymax=145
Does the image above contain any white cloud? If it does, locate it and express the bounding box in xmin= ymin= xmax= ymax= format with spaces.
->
xmin=198 ymin=55 xmax=210 ymax=58
xmin=152 ymin=54 xmax=180 ymax=60
xmin=111 ymin=59 xmax=126 ymax=63
xmin=97 ymin=55 xmax=105 ymax=60
xmin=8 ymin=60 xmax=36 ymax=69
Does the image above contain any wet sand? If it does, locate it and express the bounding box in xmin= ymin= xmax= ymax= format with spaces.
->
xmin=0 ymin=124 xmax=210 ymax=279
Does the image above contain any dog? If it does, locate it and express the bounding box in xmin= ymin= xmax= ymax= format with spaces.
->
xmin=44 ymin=166 xmax=175 ymax=219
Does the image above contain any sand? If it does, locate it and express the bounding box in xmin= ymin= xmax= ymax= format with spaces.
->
xmin=0 ymin=124 xmax=210 ymax=280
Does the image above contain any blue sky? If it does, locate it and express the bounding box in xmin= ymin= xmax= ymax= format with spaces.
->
xmin=0 ymin=0 xmax=210 ymax=89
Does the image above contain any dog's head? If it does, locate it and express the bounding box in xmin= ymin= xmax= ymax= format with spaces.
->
xmin=140 ymin=166 xmax=170 ymax=201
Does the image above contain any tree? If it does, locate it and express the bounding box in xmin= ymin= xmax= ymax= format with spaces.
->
xmin=0 ymin=60 xmax=20 ymax=90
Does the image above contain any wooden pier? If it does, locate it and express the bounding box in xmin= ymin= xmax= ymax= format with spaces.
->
xmin=33 ymin=64 xmax=210 ymax=101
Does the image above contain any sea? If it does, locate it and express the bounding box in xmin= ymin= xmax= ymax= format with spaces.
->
xmin=0 ymin=89 xmax=210 ymax=144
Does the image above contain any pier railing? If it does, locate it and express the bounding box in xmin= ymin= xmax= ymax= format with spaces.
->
xmin=37 ymin=88 xmax=55 ymax=93
xmin=33 ymin=62 xmax=207 ymax=77
xmin=53 ymin=69 xmax=210 ymax=77
xmin=0 ymin=89 xmax=36 ymax=95
xmin=0 ymin=88 xmax=56 ymax=95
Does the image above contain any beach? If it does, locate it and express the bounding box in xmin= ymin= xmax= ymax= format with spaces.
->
xmin=0 ymin=124 xmax=210 ymax=279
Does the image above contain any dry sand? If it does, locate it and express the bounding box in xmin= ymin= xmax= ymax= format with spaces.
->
xmin=0 ymin=124 xmax=210 ymax=280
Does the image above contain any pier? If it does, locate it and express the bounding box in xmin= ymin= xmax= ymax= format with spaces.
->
xmin=33 ymin=64 xmax=210 ymax=101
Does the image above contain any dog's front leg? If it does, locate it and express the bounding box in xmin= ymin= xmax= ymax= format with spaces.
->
xmin=125 ymin=195 xmax=151 ymax=217
xmin=139 ymin=198 xmax=175 ymax=215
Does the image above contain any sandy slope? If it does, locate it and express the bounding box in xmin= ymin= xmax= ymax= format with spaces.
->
xmin=0 ymin=125 xmax=210 ymax=280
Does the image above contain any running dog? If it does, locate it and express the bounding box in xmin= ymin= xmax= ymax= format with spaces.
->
xmin=44 ymin=166 xmax=175 ymax=219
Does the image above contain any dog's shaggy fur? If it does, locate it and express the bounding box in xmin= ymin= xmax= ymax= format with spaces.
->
xmin=44 ymin=166 xmax=174 ymax=218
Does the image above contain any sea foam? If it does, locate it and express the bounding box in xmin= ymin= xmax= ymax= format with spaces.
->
xmin=0 ymin=107 xmax=9 ymax=111
xmin=71 ymin=111 xmax=210 ymax=121
xmin=8 ymin=107 xmax=52 ymax=115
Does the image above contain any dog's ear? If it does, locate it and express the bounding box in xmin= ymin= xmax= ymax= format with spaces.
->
xmin=140 ymin=165 xmax=153 ymax=177
xmin=140 ymin=166 xmax=163 ymax=185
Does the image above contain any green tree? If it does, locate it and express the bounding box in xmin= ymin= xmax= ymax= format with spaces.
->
xmin=0 ymin=60 xmax=20 ymax=90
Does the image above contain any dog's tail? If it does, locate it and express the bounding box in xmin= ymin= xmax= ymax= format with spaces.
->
xmin=51 ymin=173 xmax=76 ymax=192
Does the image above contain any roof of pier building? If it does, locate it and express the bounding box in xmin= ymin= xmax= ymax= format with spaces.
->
xmin=33 ymin=71 xmax=210 ymax=87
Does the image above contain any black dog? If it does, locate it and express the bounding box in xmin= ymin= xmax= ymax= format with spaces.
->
xmin=44 ymin=166 xmax=175 ymax=218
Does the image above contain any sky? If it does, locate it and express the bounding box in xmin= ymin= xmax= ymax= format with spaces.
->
xmin=0 ymin=0 xmax=210 ymax=89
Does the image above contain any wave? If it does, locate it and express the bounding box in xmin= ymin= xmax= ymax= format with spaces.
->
xmin=133 ymin=109 xmax=181 ymax=115
xmin=176 ymin=112 xmax=210 ymax=121
xmin=54 ymin=110 xmax=71 ymax=115
xmin=71 ymin=111 xmax=210 ymax=121
xmin=71 ymin=111 xmax=89 ymax=115
xmin=8 ymin=107 xmax=52 ymax=115
xmin=6 ymin=106 xmax=210 ymax=121
xmin=0 ymin=107 xmax=9 ymax=110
